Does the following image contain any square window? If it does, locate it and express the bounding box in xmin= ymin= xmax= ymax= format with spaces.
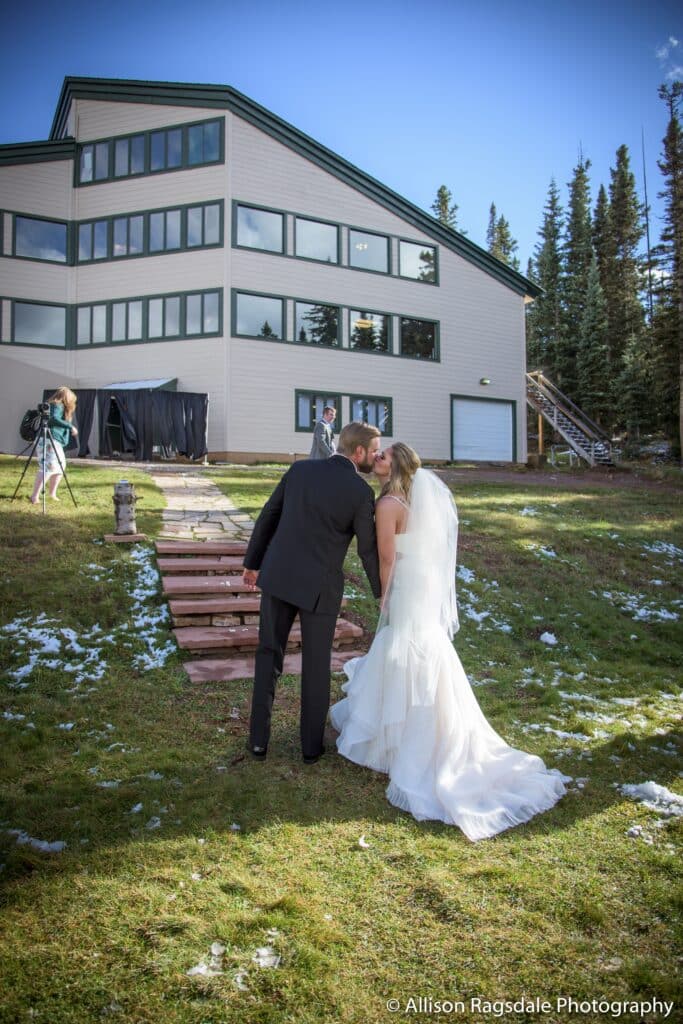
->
xmin=295 ymin=218 xmax=338 ymax=263
xmin=295 ymin=301 xmax=339 ymax=346
xmin=400 ymin=317 xmax=437 ymax=360
xmin=349 ymin=230 xmax=389 ymax=273
xmin=399 ymin=240 xmax=437 ymax=282
xmin=349 ymin=310 xmax=390 ymax=352
xmin=236 ymin=205 xmax=283 ymax=253
xmin=236 ymin=293 xmax=282 ymax=339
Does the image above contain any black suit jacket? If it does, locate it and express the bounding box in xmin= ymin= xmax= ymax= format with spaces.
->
xmin=244 ymin=455 xmax=381 ymax=614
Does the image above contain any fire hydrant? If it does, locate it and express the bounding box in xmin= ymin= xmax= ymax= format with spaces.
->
xmin=113 ymin=480 xmax=138 ymax=535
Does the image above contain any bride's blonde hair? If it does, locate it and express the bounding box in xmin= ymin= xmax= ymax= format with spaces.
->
xmin=48 ymin=386 xmax=77 ymax=422
xmin=380 ymin=442 xmax=421 ymax=502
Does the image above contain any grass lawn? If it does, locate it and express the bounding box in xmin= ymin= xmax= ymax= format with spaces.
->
xmin=1 ymin=455 xmax=681 ymax=1024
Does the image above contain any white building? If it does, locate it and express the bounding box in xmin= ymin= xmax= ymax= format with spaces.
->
xmin=0 ymin=77 xmax=539 ymax=462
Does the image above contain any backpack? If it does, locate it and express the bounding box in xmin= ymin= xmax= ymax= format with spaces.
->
xmin=19 ymin=408 xmax=42 ymax=443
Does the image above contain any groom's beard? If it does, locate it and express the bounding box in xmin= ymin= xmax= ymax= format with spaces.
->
xmin=356 ymin=454 xmax=375 ymax=474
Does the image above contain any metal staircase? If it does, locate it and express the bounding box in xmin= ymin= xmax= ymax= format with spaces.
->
xmin=526 ymin=371 xmax=616 ymax=467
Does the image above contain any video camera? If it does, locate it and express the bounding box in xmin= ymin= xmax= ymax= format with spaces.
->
xmin=38 ymin=401 xmax=50 ymax=414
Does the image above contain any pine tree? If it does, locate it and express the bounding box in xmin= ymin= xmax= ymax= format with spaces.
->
xmin=525 ymin=179 xmax=565 ymax=380
xmin=576 ymin=252 xmax=610 ymax=425
xmin=431 ymin=185 xmax=461 ymax=231
xmin=592 ymin=184 xmax=611 ymax=294
xmin=493 ymin=215 xmax=520 ymax=269
xmin=561 ymin=156 xmax=593 ymax=400
xmin=486 ymin=203 xmax=497 ymax=252
xmin=604 ymin=145 xmax=646 ymax=416
xmin=302 ymin=304 xmax=339 ymax=346
xmin=655 ymin=82 xmax=683 ymax=456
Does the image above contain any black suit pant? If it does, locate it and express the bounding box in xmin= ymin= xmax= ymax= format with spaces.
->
xmin=250 ymin=591 xmax=338 ymax=759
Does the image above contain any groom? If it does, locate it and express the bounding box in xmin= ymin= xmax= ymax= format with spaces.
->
xmin=242 ymin=422 xmax=382 ymax=763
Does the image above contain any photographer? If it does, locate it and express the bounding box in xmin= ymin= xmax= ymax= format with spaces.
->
xmin=30 ymin=387 xmax=78 ymax=504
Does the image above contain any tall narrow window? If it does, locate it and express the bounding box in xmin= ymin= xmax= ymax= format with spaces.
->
xmin=150 ymin=210 xmax=181 ymax=252
xmin=350 ymin=396 xmax=392 ymax=434
xmin=188 ymin=204 xmax=220 ymax=247
xmin=187 ymin=292 xmax=220 ymax=335
xmin=296 ymin=391 xmax=342 ymax=431
xmin=188 ymin=121 xmax=220 ymax=164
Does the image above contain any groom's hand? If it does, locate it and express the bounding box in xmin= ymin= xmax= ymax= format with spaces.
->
xmin=242 ymin=568 xmax=259 ymax=590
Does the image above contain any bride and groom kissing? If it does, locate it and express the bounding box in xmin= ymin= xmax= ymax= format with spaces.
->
xmin=242 ymin=421 xmax=566 ymax=841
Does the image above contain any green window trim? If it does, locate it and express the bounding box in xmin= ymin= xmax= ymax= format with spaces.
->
xmin=231 ymin=201 xmax=285 ymax=255
xmin=75 ymin=116 xmax=225 ymax=187
xmin=349 ymin=394 xmax=393 ymax=435
xmin=348 ymin=307 xmax=393 ymax=354
xmin=2 ymin=289 xmax=222 ymax=349
xmin=231 ymin=290 xmax=440 ymax=363
xmin=11 ymin=212 xmax=70 ymax=265
xmin=76 ymin=200 xmax=224 ymax=265
xmin=293 ymin=214 xmax=341 ymax=266
xmin=294 ymin=390 xmax=344 ymax=433
xmin=231 ymin=198 xmax=432 ymax=285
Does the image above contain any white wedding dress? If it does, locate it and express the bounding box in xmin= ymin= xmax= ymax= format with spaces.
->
xmin=329 ymin=469 xmax=567 ymax=841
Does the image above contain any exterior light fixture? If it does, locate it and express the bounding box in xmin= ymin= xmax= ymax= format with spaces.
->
xmin=479 ymin=377 xmax=491 ymax=385
xmin=355 ymin=242 xmax=368 ymax=251
xmin=354 ymin=318 xmax=374 ymax=329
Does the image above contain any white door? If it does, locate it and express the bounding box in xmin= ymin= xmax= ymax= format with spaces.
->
xmin=451 ymin=397 xmax=514 ymax=461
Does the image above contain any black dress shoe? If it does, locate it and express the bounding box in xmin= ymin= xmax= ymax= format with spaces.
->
xmin=303 ymin=747 xmax=325 ymax=765
xmin=246 ymin=742 xmax=267 ymax=760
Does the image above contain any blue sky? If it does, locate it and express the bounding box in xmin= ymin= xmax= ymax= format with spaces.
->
xmin=2 ymin=0 xmax=681 ymax=268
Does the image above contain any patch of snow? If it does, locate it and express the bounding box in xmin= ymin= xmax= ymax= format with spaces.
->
xmin=6 ymin=829 xmax=66 ymax=853
xmin=619 ymin=781 xmax=683 ymax=817
xmin=539 ymin=632 xmax=558 ymax=646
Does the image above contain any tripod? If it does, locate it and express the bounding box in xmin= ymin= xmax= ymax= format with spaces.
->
xmin=12 ymin=408 xmax=77 ymax=512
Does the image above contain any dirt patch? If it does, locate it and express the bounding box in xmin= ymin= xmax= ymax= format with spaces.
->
xmin=433 ymin=464 xmax=682 ymax=492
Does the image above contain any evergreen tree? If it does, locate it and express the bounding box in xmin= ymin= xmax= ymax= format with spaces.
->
xmin=592 ymin=184 xmax=611 ymax=295
xmin=431 ymin=185 xmax=462 ymax=231
xmin=492 ymin=215 xmax=520 ymax=269
xmin=576 ymin=252 xmax=610 ymax=425
xmin=486 ymin=202 xmax=497 ymax=252
xmin=258 ymin=320 xmax=277 ymax=338
xmin=525 ymin=179 xmax=565 ymax=380
xmin=302 ymin=304 xmax=339 ymax=346
xmin=561 ymin=156 xmax=593 ymax=400
xmin=655 ymin=82 xmax=683 ymax=456
xmin=603 ymin=145 xmax=645 ymax=413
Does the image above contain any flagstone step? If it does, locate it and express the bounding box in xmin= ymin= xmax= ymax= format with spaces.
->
xmin=169 ymin=595 xmax=262 ymax=616
xmin=162 ymin=575 xmax=254 ymax=597
xmin=173 ymin=618 xmax=363 ymax=653
xmin=157 ymin=556 xmax=244 ymax=574
xmin=156 ymin=540 xmax=248 ymax=556
xmin=184 ymin=648 xmax=365 ymax=683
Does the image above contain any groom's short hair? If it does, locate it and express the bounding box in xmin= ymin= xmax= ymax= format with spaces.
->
xmin=337 ymin=421 xmax=381 ymax=455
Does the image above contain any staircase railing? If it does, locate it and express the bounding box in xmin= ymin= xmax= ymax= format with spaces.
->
xmin=526 ymin=370 xmax=615 ymax=466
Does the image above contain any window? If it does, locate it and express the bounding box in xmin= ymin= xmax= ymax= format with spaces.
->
xmin=187 ymin=204 xmax=220 ymax=247
xmin=77 ymin=305 xmax=108 ymax=345
xmin=188 ymin=121 xmax=221 ymax=165
xmin=13 ymin=302 xmax=66 ymax=347
xmin=399 ymin=240 xmax=437 ymax=283
xmin=114 ymin=135 xmax=145 ymax=177
xmin=78 ymin=220 xmax=109 ymax=261
xmin=149 ymin=296 xmax=181 ymax=338
xmin=150 ymin=128 xmax=182 ymax=171
xmin=14 ymin=216 xmax=67 ymax=263
xmin=149 ymin=209 xmax=181 ymax=252
xmin=349 ymin=229 xmax=389 ymax=274
xmin=400 ymin=317 xmax=437 ymax=360
xmin=235 ymin=293 xmax=283 ymax=339
xmin=78 ymin=119 xmax=222 ymax=184
xmin=296 ymin=391 xmax=342 ymax=431
xmin=295 ymin=217 xmax=338 ymax=263
xmin=112 ymin=300 xmax=143 ymax=342
xmin=295 ymin=302 xmax=339 ymax=346
xmin=350 ymin=396 xmax=392 ymax=434
xmin=187 ymin=291 xmax=220 ymax=335
xmin=113 ymin=215 xmax=144 ymax=257
xmin=235 ymin=205 xmax=284 ymax=253
xmin=349 ymin=310 xmax=390 ymax=352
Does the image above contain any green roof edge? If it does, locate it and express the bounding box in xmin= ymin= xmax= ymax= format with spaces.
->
xmin=43 ymin=76 xmax=538 ymax=298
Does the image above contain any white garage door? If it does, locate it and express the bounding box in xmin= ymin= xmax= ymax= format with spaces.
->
xmin=452 ymin=397 xmax=514 ymax=461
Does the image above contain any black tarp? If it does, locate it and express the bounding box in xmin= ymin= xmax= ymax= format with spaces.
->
xmin=97 ymin=389 xmax=208 ymax=461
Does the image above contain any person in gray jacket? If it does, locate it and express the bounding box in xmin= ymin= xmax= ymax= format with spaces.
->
xmin=309 ymin=406 xmax=336 ymax=459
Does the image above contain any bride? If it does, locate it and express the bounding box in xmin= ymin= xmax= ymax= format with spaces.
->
xmin=329 ymin=442 xmax=567 ymax=841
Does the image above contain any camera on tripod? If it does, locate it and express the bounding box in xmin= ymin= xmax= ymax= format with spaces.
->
xmin=38 ymin=401 xmax=50 ymax=416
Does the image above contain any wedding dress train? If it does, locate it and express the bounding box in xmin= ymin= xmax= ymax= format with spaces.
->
xmin=329 ymin=470 xmax=566 ymax=841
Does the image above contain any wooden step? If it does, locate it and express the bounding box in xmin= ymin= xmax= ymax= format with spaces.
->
xmin=156 ymin=540 xmax=248 ymax=556
xmin=162 ymin=575 xmax=253 ymax=596
xmin=173 ymin=618 xmax=363 ymax=653
xmin=169 ymin=595 xmax=262 ymax=616
xmin=157 ymin=556 xmax=244 ymax=574
xmin=184 ymin=648 xmax=366 ymax=683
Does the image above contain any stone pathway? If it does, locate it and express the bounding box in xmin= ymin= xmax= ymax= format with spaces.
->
xmin=147 ymin=472 xmax=254 ymax=541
